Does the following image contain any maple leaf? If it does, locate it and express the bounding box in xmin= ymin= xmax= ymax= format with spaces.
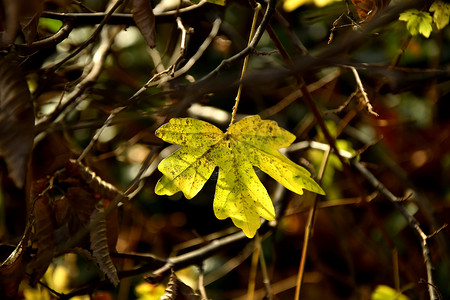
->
xmin=155 ymin=115 xmax=325 ymax=238
xmin=430 ymin=1 xmax=450 ymax=30
xmin=399 ymin=10 xmax=433 ymax=38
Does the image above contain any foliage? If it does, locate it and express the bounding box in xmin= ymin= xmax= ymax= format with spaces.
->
xmin=371 ymin=285 xmax=410 ymax=300
xmin=399 ymin=10 xmax=433 ymax=38
xmin=0 ymin=0 xmax=449 ymax=299
xmin=429 ymin=1 xmax=450 ymax=30
xmin=399 ymin=1 xmax=450 ymax=37
xmin=155 ymin=116 xmax=324 ymax=237
xmin=0 ymin=57 xmax=34 ymax=189
xmin=283 ymin=0 xmax=341 ymax=12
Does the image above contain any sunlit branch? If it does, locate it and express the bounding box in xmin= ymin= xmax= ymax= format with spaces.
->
xmin=150 ymin=16 xmax=222 ymax=86
xmin=348 ymin=66 xmax=379 ymax=116
xmin=35 ymin=25 xmax=119 ymax=133
xmin=192 ymin=0 xmax=276 ymax=87
xmin=44 ymin=0 xmax=124 ymax=73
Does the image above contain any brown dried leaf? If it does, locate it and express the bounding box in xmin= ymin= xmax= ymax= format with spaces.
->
xmin=28 ymin=195 xmax=56 ymax=285
xmin=350 ymin=0 xmax=391 ymax=20
xmin=161 ymin=270 xmax=201 ymax=300
xmin=29 ymin=133 xmax=73 ymax=184
xmin=0 ymin=226 xmax=31 ymax=299
xmin=90 ymin=201 xmax=119 ymax=286
xmin=66 ymin=187 xmax=97 ymax=230
xmin=133 ymin=0 xmax=156 ymax=48
xmin=42 ymin=160 xmax=120 ymax=250
xmin=0 ymin=56 xmax=35 ymax=188
xmin=69 ymin=159 xmax=123 ymax=201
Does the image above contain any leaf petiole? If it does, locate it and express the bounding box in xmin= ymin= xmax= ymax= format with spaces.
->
xmin=228 ymin=3 xmax=261 ymax=129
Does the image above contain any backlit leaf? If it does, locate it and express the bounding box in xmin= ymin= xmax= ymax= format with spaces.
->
xmin=399 ymin=10 xmax=433 ymax=38
xmin=283 ymin=0 xmax=341 ymax=12
xmin=155 ymin=116 xmax=324 ymax=238
xmin=430 ymin=1 xmax=450 ymax=30
xmin=371 ymin=285 xmax=410 ymax=300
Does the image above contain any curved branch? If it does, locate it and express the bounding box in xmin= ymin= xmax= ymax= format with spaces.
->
xmin=193 ymin=0 xmax=276 ymax=87
xmin=1 ymin=22 xmax=75 ymax=54
xmin=293 ymin=141 xmax=439 ymax=300
xmin=166 ymin=0 xmax=276 ymax=116
xmin=40 ymin=1 xmax=210 ymax=26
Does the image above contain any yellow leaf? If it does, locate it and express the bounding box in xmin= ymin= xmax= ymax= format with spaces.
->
xmin=430 ymin=1 xmax=450 ymax=30
xmin=155 ymin=115 xmax=325 ymax=238
xmin=371 ymin=285 xmax=410 ymax=300
xmin=283 ymin=0 xmax=342 ymax=12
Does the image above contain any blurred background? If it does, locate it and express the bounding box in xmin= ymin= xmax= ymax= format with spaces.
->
xmin=0 ymin=0 xmax=449 ymax=299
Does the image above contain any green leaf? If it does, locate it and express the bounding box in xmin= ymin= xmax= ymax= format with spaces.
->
xmin=430 ymin=1 xmax=450 ymax=30
xmin=38 ymin=18 xmax=62 ymax=33
xmin=371 ymin=285 xmax=410 ymax=300
xmin=155 ymin=116 xmax=325 ymax=238
xmin=399 ymin=10 xmax=433 ymax=38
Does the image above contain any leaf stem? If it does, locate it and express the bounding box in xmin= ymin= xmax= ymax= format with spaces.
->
xmin=228 ymin=3 xmax=261 ymax=129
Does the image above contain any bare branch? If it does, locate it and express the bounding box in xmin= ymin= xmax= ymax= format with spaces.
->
xmin=40 ymin=1 xmax=210 ymax=26
xmin=292 ymin=140 xmax=439 ymax=300
xmin=349 ymin=66 xmax=379 ymax=117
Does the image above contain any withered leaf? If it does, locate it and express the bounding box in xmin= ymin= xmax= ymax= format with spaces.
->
xmin=28 ymin=195 xmax=56 ymax=285
xmin=90 ymin=201 xmax=119 ymax=286
xmin=0 ymin=226 xmax=31 ymax=299
xmin=0 ymin=56 xmax=35 ymax=188
xmin=161 ymin=270 xmax=201 ymax=300
xmin=133 ymin=0 xmax=157 ymax=48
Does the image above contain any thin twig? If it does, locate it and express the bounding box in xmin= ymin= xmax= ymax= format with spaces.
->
xmin=274 ymin=9 xmax=308 ymax=55
xmin=351 ymin=158 xmax=437 ymax=299
xmin=12 ymin=22 xmax=75 ymax=55
xmin=166 ymin=17 xmax=194 ymax=76
xmin=349 ymin=66 xmax=379 ymax=117
xmin=257 ymin=233 xmax=273 ymax=300
xmin=392 ymin=35 xmax=412 ymax=67
xmin=193 ymin=0 xmax=276 ymax=88
xmin=56 ymin=146 xmax=159 ymax=258
xmin=123 ymin=15 xmax=221 ymax=111
xmin=292 ymin=141 xmax=439 ymax=300
xmin=294 ymin=146 xmax=330 ymax=300
xmin=45 ymin=0 xmax=124 ymax=73
xmin=144 ymin=231 xmax=250 ymax=283
xmin=247 ymin=237 xmax=260 ymax=300
xmin=259 ymin=68 xmax=340 ymax=119
xmin=204 ymin=240 xmax=255 ymax=285
xmin=36 ymin=25 xmax=119 ymax=133
xmin=198 ymin=264 xmax=208 ymax=300
xmin=229 ymin=3 xmax=261 ymax=128
xmin=149 ymin=16 xmax=222 ymax=87
xmin=40 ymin=1 xmax=209 ymax=26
